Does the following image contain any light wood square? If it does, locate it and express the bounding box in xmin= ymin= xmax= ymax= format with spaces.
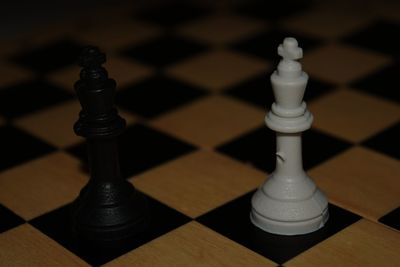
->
xmin=0 ymin=152 xmax=88 ymax=220
xmin=105 ymin=221 xmax=275 ymax=267
xmin=15 ymin=100 xmax=137 ymax=148
xmin=151 ymin=95 xmax=265 ymax=148
xmin=286 ymin=219 xmax=400 ymax=267
xmin=0 ymin=224 xmax=89 ymax=267
xmin=178 ymin=14 xmax=268 ymax=45
xmin=282 ymin=5 xmax=375 ymax=39
xmin=309 ymin=89 xmax=400 ymax=143
xmin=0 ymin=62 xmax=33 ymax=88
xmin=310 ymin=147 xmax=400 ymax=221
xmin=131 ymin=150 xmax=265 ymax=218
xmin=302 ymin=43 xmax=390 ymax=84
xmin=75 ymin=19 xmax=161 ymax=51
xmin=48 ymin=56 xmax=153 ymax=91
xmin=166 ymin=49 xmax=269 ymax=91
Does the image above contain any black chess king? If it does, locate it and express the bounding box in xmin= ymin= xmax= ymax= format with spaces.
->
xmin=71 ymin=46 xmax=148 ymax=246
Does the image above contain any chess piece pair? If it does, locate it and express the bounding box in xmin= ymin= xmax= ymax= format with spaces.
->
xmin=70 ymin=47 xmax=147 ymax=247
xmin=70 ymin=38 xmax=329 ymax=247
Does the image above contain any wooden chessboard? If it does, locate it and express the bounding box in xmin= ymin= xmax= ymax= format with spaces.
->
xmin=0 ymin=1 xmax=399 ymax=266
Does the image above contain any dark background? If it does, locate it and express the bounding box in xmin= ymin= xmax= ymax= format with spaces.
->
xmin=0 ymin=0 xmax=389 ymax=39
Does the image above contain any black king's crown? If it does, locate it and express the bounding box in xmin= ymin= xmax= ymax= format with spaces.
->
xmin=74 ymin=46 xmax=125 ymax=138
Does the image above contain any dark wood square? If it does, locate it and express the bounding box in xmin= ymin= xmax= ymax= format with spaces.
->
xmin=343 ymin=20 xmax=400 ymax=57
xmin=120 ymin=35 xmax=208 ymax=68
xmin=136 ymin=2 xmax=209 ymax=26
xmin=117 ymin=75 xmax=207 ymax=118
xmin=0 ymin=204 xmax=25 ymax=233
xmin=66 ymin=123 xmax=196 ymax=179
xmin=197 ymin=191 xmax=361 ymax=264
xmin=0 ymin=125 xmax=55 ymax=171
xmin=236 ymin=0 xmax=312 ymax=21
xmin=29 ymin=193 xmax=191 ymax=266
xmin=224 ymin=73 xmax=336 ymax=108
xmin=217 ymin=127 xmax=352 ymax=173
xmin=351 ymin=62 xmax=400 ymax=103
xmin=232 ymin=29 xmax=322 ymax=61
xmin=0 ymin=80 xmax=74 ymax=119
xmin=10 ymin=39 xmax=85 ymax=73
xmin=362 ymin=122 xmax=399 ymax=159
xmin=379 ymin=207 xmax=400 ymax=231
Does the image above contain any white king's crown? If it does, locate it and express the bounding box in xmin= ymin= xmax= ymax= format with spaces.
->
xmin=271 ymin=37 xmax=308 ymax=110
xmin=267 ymin=37 xmax=313 ymax=132
xmin=278 ymin=37 xmax=302 ymax=61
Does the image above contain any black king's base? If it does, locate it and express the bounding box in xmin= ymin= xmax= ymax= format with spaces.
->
xmin=71 ymin=177 xmax=148 ymax=247
xmin=70 ymin=46 xmax=147 ymax=247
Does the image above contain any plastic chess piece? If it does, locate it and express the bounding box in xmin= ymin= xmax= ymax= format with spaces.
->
xmin=250 ymin=37 xmax=329 ymax=235
xmin=71 ymin=46 xmax=148 ymax=246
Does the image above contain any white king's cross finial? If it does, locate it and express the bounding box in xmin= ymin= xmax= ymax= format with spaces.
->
xmin=278 ymin=37 xmax=303 ymax=61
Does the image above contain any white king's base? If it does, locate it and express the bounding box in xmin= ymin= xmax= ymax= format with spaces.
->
xmin=250 ymin=179 xmax=329 ymax=235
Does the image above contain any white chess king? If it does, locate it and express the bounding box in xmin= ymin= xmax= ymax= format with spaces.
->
xmin=250 ymin=37 xmax=329 ymax=235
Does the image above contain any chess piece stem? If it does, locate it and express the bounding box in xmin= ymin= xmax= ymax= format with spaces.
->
xmin=275 ymin=133 xmax=303 ymax=177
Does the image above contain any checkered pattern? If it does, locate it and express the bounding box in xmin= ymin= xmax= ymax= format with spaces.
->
xmin=0 ymin=1 xmax=399 ymax=266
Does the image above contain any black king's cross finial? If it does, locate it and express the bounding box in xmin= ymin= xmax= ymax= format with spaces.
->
xmin=78 ymin=46 xmax=108 ymax=83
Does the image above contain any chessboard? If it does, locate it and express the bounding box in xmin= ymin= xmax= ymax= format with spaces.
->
xmin=0 ymin=1 xmax=399 ymax=266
